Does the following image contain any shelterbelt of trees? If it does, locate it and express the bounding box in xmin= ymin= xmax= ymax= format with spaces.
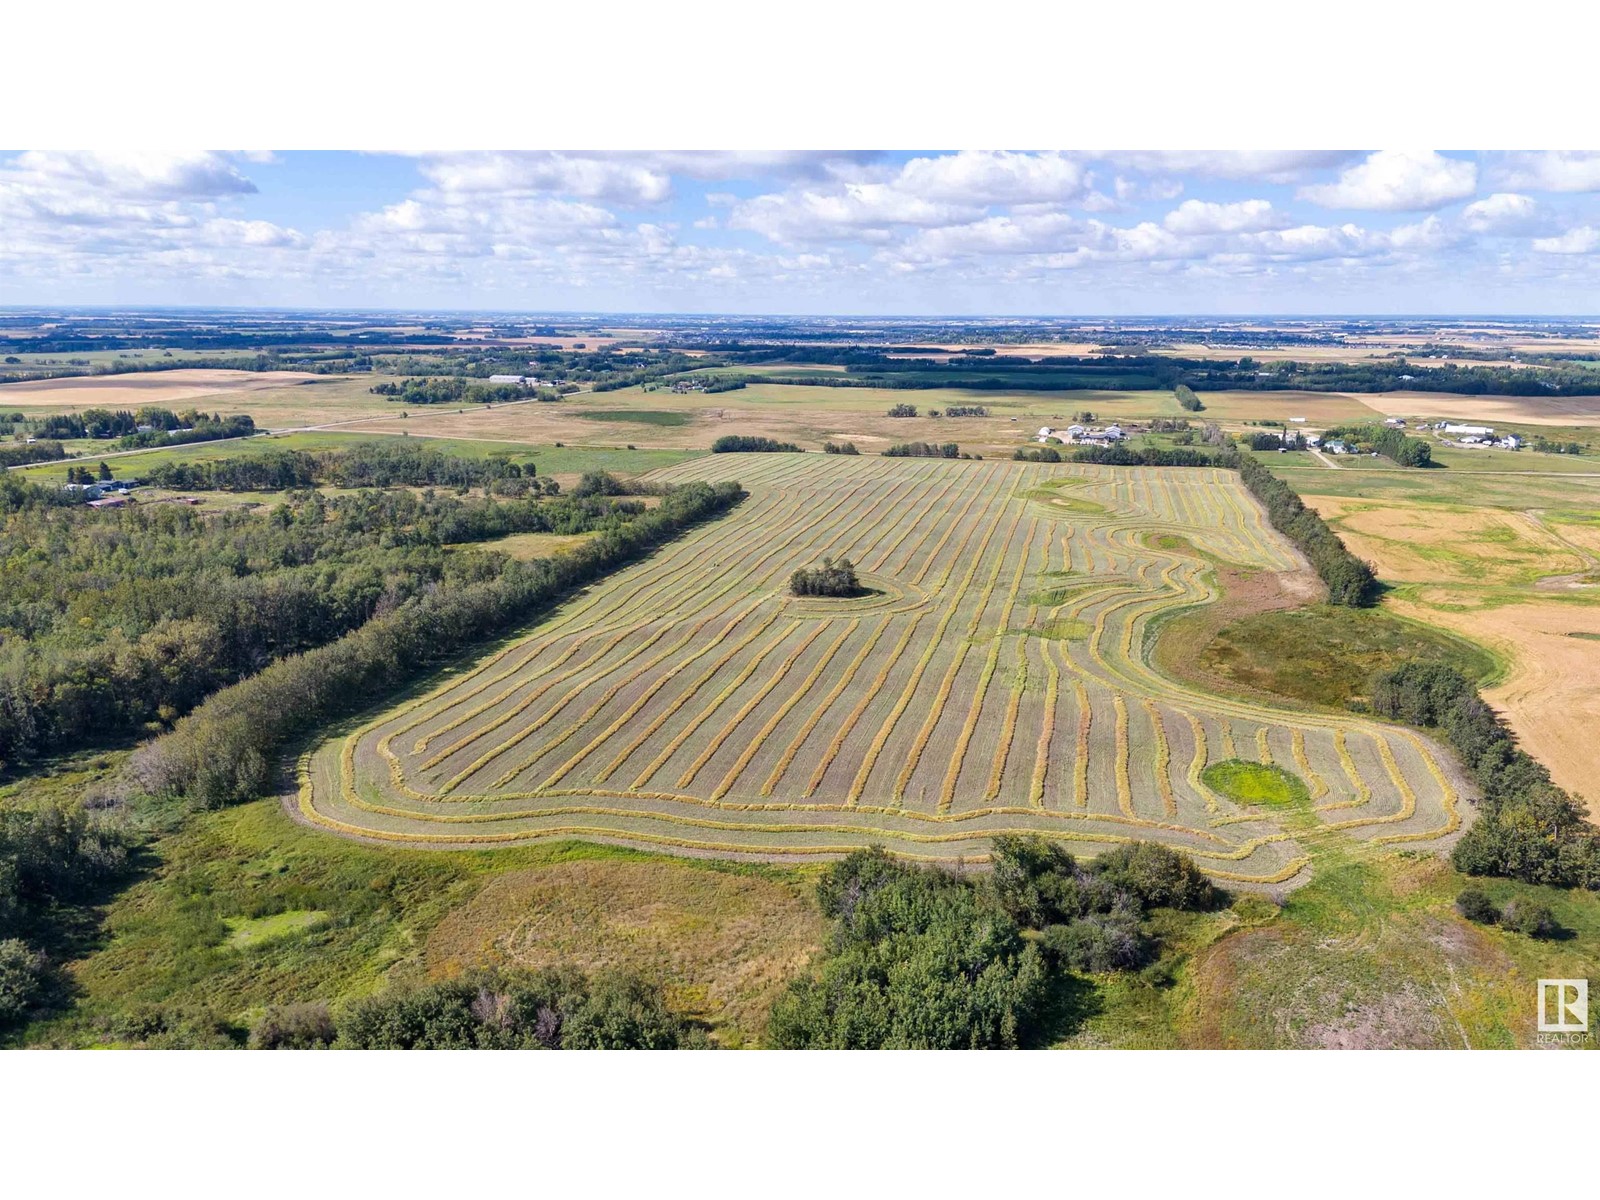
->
xmin=1010 ymin=444 xmax=1376 ymax=606
xmin=369 ymin=378 xmax=560 ymax=405
xmin=144 ymin=440 xmax=551 ymax=493
xmin=122 ymin=471 xmax=743 ymax=810
xmin=0 ymin=446 xmax=739 ymax=778
xmin=1372 ymin=663 xmax=1600 ymax=890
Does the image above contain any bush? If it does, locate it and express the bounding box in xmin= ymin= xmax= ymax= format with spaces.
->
xmin=1089 ymin=842 xmax=1221 ymax=912
xmin=886 ymin=403 xmax=918 ymax=418
xmin=767 ymin=849 xmax=1053 ymax=1049
xmin=1039 ymin=912 xmax=1149 ymax=973
xmin=249 ymin=1002 xmax=337 ymax=1049
xmin=822 ymin=441 xmax=860 ymax=455
xmin=1455 ymin=887 xmax=1500 ymax=925
xmin=1499 ymin=899 xmax=1559 ymax=939
xmin=0 ymin=939 xmax=48 ymax=1026
xmin=337 ymin=968 xmax=694 ymax=1049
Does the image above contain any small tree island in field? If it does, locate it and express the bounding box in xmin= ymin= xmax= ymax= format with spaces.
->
xmin=790 ymin=556 xmax=863 ymax=597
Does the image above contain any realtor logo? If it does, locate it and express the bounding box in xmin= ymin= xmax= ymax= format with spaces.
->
xmin=1537 ymin=979 xmax=1588 ymax=1033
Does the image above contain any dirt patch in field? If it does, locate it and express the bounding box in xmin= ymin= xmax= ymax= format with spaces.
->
xmin=424 ymin=859 xmax=823 ymax=1045
xmin=1184 ymin=864 xmax=1518 ymax=1048
xmin=0 ymin=369 xmax=320 ymax=411
xmin=1153 ymin=559 xmax=1325 ymax=705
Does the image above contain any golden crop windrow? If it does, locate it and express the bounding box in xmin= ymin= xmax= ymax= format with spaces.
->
xmin=300 ymin=454 xmax=1465 ymax=885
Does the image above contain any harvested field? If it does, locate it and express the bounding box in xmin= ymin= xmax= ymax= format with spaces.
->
xmin=0 ymin=368 xmax=321 ymax=411
xmin=299 ymin=454 xmax=1467 ymax=884
xmin=1352 ymin=390 xmax=1600 ymax=428
xmin=1302 ymin=486 xmax=1600 ymax=807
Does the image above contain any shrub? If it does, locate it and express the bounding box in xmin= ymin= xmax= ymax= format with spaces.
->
xmin=1455 ymin=887 xmax=1500 ymax=925
xmin=822 ymin=441 xmax=860 ymax=455
xmin=1089 ymin=842 xmax=1221 ymax=911
xmin=1499 ymin=899 xmax=1559 ymax=939
xmin=1039 ymin=912 xmax=1149 ymax=973
xmin=249 ymin=1002 xmax=337 ymax=1049
xmin=768 ymin=849 xmax=1053 ymax=1049
xmin=337 ymin=968 xmax=694 ymax=1049
xmin=886 ymin=403 xmax=919 ymax=418
xmin=0 ymin=939 xmax=48 ymax=1026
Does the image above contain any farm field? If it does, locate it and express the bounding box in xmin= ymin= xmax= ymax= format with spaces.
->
xmin=0 ymin=368 xmax=327 ymax=414
xmin=1289 ymin=470 xmax=1600 ymax=807
xmin=300 ymin=453 xmax=1467 ymax=884
xmin=1352 ymin=389 xmax=1600 ymax=428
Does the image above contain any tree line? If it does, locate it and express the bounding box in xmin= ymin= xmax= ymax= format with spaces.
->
xmin=122 ymin=478 xmax=744 ymax=810
xmin=883 ymin=441 xmax=971 ymax=458
xmin=143 ymin=440 xmax=554 ymax=495
xmin=1371 ymin=662 xmax=1599 ymax=889
xmin=1236 ymin=454 xmax=1376 ymax=605
xmin=711 ymin=435 xmax=803 ymax=453
xmin=0 ymin=456 xmax=664 ymax=771
xmin=369 ymin=377 xmax=549 ymax=405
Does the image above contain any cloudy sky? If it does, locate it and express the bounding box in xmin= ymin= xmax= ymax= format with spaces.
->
xmin=3 ymin=149 xmax=1600 ymax=315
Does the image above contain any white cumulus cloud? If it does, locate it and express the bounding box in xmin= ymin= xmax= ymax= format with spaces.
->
xmin=1461 ymin=192 xmax=1542 ymax=234
xmin=1533 ymin=226 xmax=1600 ymax=254
xmin=1495 ymin=151 xmax=1600 ymax=193
xmin=1298 ymin=150 xmax=1477 ymax=211
xmin=1162 ymin=198 xmax=1285 ymax=235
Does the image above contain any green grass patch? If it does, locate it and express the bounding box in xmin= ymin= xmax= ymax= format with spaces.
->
xmin=1568 ymin=631 xmax=1600 ymax=641
xmin=224 ymin=909 xmax=328 ymax=949
xmin=574 ymin=409 xmax=690 ymax=427
xmin=1015 ymin=618 xmax=1092 ymax=641
xmin=1200 ymin=759 xmax=1310 ymax=808
xmin=1018 ymin=481 xmax=1107 ymax=514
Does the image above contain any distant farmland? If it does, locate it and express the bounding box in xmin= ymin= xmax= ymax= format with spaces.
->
xmin=299 ymin=454 xmax=1465 ymax=884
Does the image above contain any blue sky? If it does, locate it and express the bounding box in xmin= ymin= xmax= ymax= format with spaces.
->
xmin=3 ymin=150 xmax=1599 ymax=314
